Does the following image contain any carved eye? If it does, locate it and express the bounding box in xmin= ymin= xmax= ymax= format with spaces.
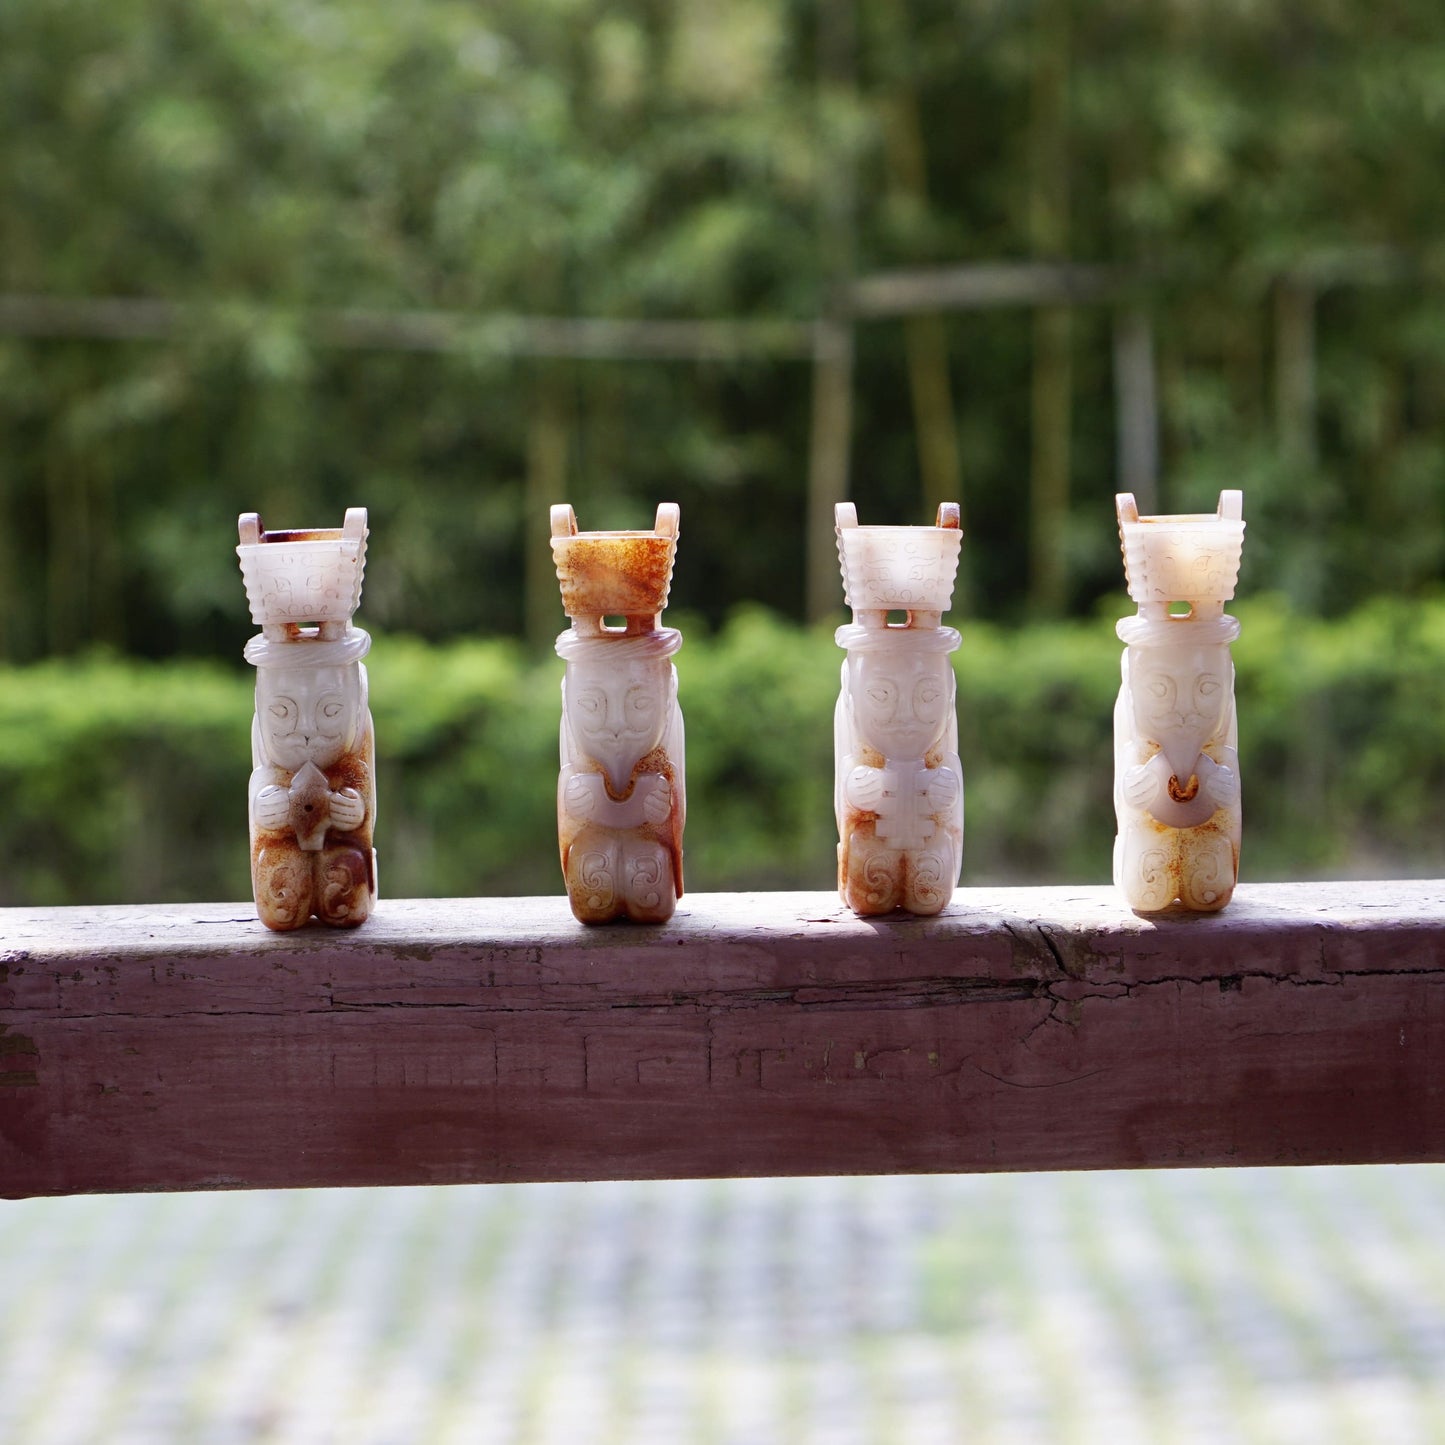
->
xmin=1148 ymin=678 xmax=1169 ymax=698
xmin=268 ymin=698 xmax=297 ymax=724
xmin=577 ymin=692 xmax=602 ymax=715
xmin=321 ymin=702 xmax=344 ymax=721
xmin=624 ymin=688 xmax=658 ymax=730
xmin=1198 ymin=677 xmax=1220 ymax=698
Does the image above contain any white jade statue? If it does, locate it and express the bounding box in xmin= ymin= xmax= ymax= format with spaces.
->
xmin=237 ymin=508 xmax=377 ymax=930
xmin=834 ymin=503 xmax=964 ymax=916
xmin=552 ymin=503 xmax=685 ymax=924
xmin=1114 ymin=490 xmax=1244 ymax=913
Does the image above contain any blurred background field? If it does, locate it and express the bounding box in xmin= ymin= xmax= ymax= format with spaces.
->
xmin=8 ymin=1169 xmax=1445 ymax=1444
xmin=4 ymin=0 xmax=1445 ymax=902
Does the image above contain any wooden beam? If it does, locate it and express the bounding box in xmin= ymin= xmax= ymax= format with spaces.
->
xmin=4 ymin=883 xmax=1444 ymax=1198
xmin=1112 ymin=306 xmax=1159 ymax=511
xmin=1275 ymin=279 xmax=1318 ymax=467
xmin=850 ymin=262 xmax=1121 ymax=318
xmin=0 ymin=295 xmax=817 ymax=362
xmin=804 ymin=0 xmax=858 ymax=625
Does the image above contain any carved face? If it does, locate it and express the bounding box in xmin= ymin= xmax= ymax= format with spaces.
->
xmin=256 ymin=663 xmax=361 ymax=773
xmin=565 ymin=654 xmax=673 ymax=790
xmin=849 ymin=651 xmax=952 ymax=762
xmin=1128 ymin=644 xmax=1231 ymax=779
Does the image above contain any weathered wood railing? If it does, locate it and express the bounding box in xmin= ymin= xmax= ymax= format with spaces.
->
xmin=3 ymin=881 xmax=1443 ymax=1198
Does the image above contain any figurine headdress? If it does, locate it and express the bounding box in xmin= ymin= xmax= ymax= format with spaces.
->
xmin=835 ymin=502 xmax=963 ymax=654
xmin=1116 ymin=491 xmax=1244 ymax=647
xmin=551 ymin=502 xmax=679 ymax=639
xmin=238 ymin=508 xmax=371 ymax=665
xmin=1115 ymin=488 xmax=1242 ymax=641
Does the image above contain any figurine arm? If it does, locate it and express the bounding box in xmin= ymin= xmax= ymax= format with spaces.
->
xmin=1197 ymin=749 xmax=1240 ymax=808
xmin=328 ymin=786 xmax=366 ymax=832
xmin=562 ymin=767 xmax=657 ymax=829
xmin=249 ymin=765 xmax=292 ymax=831
xmin=561 ymin=766 xmax=603 ymax=823
xmin=844 ymin=761 xmax=886 ymax=811
xmin=1120 ymin=754 xmax=1169 ymax=812
xmin=925 ymin=762 xmax=961 ymax=815
xmin=641 ymin=773 xmax=672 ymax=825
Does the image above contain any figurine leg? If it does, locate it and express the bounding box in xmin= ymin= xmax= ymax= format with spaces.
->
xmin=841 ymin=832 xmax=903 ymax=916
xmin=565 ymin=827 xmax=623 ymax=924
xmin=253 ymin=843 xmax=315 ymax=931
xmin=1115 ymin=823 xmax=1176 ymax=914
xmin=316 ymin=846 xmax=374 ymax=928
xmin=622 ymin=836 xmax=677 ymax=924
xmin=1177 ymin=826 xmax=1237 ymax=912
xmin=903 ymin=844 xmax=955 ymax=916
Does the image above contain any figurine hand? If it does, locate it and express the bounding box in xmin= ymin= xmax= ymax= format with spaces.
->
xmin=926 ymin=767 xmax=960 ymax=814
xmin=564 ymin=772 xmax=601 ymax=820
xmin=845 ymin=766 xmax=885 ymax=810
xmin=254 ymin=785 xmax=291 ymax=831
xmin=642 ymin=775 xmax=672 ymax=825
xmin=1203 ymin=763 xmax=1239 ymax=808
xmin=1122 ymin=764 xmax=1158 ymax=811
xmin=329 ymin=787 xmax=366 ymax=833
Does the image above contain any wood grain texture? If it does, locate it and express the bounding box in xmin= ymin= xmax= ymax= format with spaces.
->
xmin=3 ymin=883 xmax=1444 ymax=1197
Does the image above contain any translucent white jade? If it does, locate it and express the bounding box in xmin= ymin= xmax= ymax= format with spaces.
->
xmin=552 ymin=503 xmax=685 ymax=925
xmin=834 ymin=503 xmax=964 ymax=916
xmin=238 ymin=508 xmax=377 ymax=931
xmin=1113 ymin=490 xmax=1244 ymax=913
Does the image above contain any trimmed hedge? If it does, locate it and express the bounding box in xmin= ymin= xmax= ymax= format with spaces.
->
xmin=2 ymin=598 xmax=1443 ymax=906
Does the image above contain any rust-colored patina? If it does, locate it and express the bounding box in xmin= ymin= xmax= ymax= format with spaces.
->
xmin=554 ymin=532 xmax=676 ymax=630
xmin=1167 ymin=772 xmax=1201 ymax=804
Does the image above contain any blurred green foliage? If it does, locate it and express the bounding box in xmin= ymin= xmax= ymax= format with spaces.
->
xmin=3 ymin=0 xmax=1445 ymax=657
xmin=4 ymin=600 xmax=1443 ymax=907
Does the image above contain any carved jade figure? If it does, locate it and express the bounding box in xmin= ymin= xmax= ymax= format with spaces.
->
xmin=1113 ymin=490 xmax=1244 ymax=913
xmin=552 ymin=503 xmax=685 ymax=924
xmin=237 ymin=508 xmax=377 ymax=931
xmin=834 ymin=503 xmax=964 ymax=916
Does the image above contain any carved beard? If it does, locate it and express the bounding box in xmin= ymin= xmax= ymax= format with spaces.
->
xmin=1159 ymin=726 xmax=1210 ymax=784
xmin=590 ymin=737 xmax=647 ymax=797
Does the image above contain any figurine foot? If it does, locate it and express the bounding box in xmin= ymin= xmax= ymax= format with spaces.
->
xmin=841 ymin=840 xmax=903 ymax=916
xmin=317 ymin=847 xmax=374 ymax=927
xmin=1118 ymin=841 xmax=1176 ymax=914
xmin=254 ymin=846 xmax=315 ymax=931
xmin=1178 ymin=831 xmax=1237 ymax=912
xmin=902 ymin=848 xmax=954 ymax=916
xmin=566 ymin=838 xmax=621 ymax=924
xmin=623 ymin=841 xmax=677 ymax=924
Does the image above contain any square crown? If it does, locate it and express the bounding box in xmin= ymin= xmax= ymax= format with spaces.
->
xmin=237 ymin=508 xmax=368 ymax=629
xmin=552 ymin=503 xmax=679 ymax=623
xmin=836 ymin=502 xmax=962 ymax=615
xmin=1117 ymin=491 xmax=1244 ymax=615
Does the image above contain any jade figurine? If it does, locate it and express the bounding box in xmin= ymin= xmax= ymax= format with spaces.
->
xmin=834 ymin=502 xmax=964 ymax=916
xmin=552 ymin=502 xmax=685 ymax=924
xmin=1113 ymin=490 xmax=1244 ymax=913
xmin=237 ymin=508 xmax=377 ymax=930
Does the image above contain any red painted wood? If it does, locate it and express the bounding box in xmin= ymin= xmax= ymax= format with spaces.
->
xmin=3 ymin=883 xmax=1444 ymax=1197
